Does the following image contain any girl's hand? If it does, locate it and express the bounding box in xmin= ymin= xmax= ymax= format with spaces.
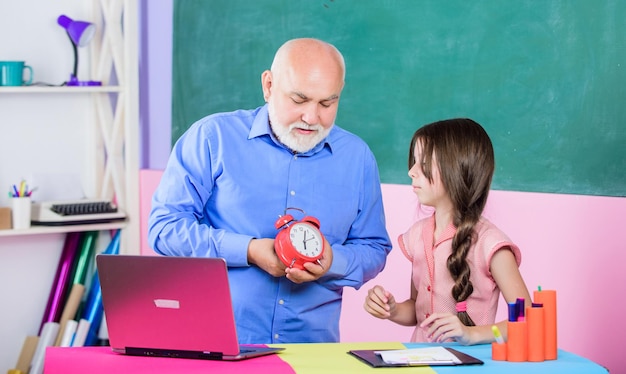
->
xmin=364 ymin=285 xmax=396 ymax=319
xmin=420 ymin=312 xmax=473 ymax=345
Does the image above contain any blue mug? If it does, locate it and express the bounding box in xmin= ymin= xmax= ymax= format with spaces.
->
xmin=0 ymin=61 xmax=33 ymax=86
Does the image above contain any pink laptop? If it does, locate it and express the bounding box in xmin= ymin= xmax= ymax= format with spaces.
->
xmin=96 ymin=254 xmax=284 ymax=360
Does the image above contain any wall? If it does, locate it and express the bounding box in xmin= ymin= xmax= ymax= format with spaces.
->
xmin=139 ymin=0 xmax=172 ymax=170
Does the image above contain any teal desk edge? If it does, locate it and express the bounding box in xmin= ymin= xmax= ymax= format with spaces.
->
xmin=403 ymin=343 xmax=608 ymax=374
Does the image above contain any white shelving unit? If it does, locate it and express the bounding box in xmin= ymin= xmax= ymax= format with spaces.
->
xmin=0 ymin=0 xmax=139 ymax=370
xmin=0 ymin=0 xmax=139 ymax=251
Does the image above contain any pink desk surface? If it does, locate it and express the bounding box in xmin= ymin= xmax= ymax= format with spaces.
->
xmin=44 ymin=346 xmax=294 ymax=374
xmin=44 ymin=342 xmax=411 ymax=374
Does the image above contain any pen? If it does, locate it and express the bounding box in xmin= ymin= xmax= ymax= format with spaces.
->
xmin=492 ymin=325 xmax=505 ymax=344
xmin=26 ymin=187 xmax=37 ymax=197
xmin=507 ymin=302 xmax=517 ymax=322
xmin=516 ymin=298 xmax=525 ymax=321
xmin=13 ymin=185 xmax=19 ymax=197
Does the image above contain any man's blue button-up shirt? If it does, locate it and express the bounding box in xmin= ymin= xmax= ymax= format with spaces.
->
xmin=148 ymin=105 xmax=392 ymax=343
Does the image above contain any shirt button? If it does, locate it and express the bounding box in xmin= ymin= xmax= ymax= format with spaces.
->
xmin=274 ymin=334 xmax=280 ymax=339
xmin=425 ymin=313 xmax=430 ymax=318
xmin=290 ymin=190 xmax=296 ymax=196
xmin=278 ymin=299 xmax=284 ymax=305
xmin=427 ymin=285 xmax=431 ymax=292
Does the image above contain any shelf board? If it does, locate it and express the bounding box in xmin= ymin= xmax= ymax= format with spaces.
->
xmin=0 ymin=86 xmax=122 ymax=94
xmin=0 ymin=220 xmax=128 ymax=237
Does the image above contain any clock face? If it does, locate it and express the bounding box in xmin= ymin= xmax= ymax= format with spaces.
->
xmin=289 ymin=222 xmax=324 ymax=258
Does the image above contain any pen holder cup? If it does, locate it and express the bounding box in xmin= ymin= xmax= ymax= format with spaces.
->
xmin=534 ymin=290 xmax=557 ymax=360
xmin=11 ymin=197 xmax=32 ymax=229
xmin=526 ymin=305 xmax=546 ymax=362
xmin=506 ymin=321 xmax=528 ymax=362
xmin=491 ymin=342 xmax=507 ymax=361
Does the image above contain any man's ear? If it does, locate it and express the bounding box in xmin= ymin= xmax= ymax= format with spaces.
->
xmin=261 ymin=70 xmax=272 ymax=103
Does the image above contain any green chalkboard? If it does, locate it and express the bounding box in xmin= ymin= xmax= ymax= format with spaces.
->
xmin=172 ymin=1 xmax=626 ymax=197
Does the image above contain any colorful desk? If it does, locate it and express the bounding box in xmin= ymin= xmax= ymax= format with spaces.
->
xmin=44 ymin=342 xmax=607 ymax=373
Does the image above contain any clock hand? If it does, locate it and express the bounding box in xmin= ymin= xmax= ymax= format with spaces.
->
xmin=303 ymin=231 xmax=307 ymax=250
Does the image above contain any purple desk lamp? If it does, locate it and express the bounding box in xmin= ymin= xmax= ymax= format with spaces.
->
xmin=57 ymin=15 xmax=102 ymax=86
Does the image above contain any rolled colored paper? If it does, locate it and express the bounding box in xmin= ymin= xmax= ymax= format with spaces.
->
xmin=534 ymin=289 xmax=557 ymax=360
xmin=506 ymin=321 xmax=527 ymax=362
xmin=81 ymin=230 xmax=120 ymax=346
xmin=30 ymin=322 xmax=59 ymax=374
xmin=81 ymin=271 xmax=103 ymax=346
xmin=71 ymin=319 xmax=91 ymax=347
xmin=103 ymin=229 xmax=121 ymax=255
xmin=66 ymin=231 xmax=98 ymax=319
xmin=70 ymin=231 xmax=99 ymax=286
xmin=526 ymin=305 xmax=545 ymax=362
xmin=15 ymin=336 xmax=39 ymax=374
xmin=39 ymin=232 xmax=81 ymax=333
xmin=59 ymin=319 xmax=78 ymax=347
xmin=53 ymin=283 xmax=85 ymax=346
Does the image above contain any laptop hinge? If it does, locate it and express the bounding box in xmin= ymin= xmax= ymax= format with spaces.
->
xmin=126 ymin=347 xmax=224 ymax=360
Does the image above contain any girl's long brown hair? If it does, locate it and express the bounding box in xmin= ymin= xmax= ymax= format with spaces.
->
xmin=409 ymin=118 xmax=495 ymax=326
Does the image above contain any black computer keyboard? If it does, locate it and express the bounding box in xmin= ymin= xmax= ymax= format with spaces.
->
xmin=50 ymin=201 xmax=118 ymax=216
xmin=31 ymin=199 xmax=127 ymax=226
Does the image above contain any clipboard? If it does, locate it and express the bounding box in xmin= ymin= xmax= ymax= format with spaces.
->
xmin=348 ymin=347 xmax=484 ymax=367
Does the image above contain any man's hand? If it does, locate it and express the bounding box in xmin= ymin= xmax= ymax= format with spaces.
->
xmin=247 ymin=238 xmax=286 ymax=277
xmin=285 ymin=239 xmax=333 ymax=284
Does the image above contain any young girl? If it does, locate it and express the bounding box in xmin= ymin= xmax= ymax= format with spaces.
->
xmin=364 ymin=118 xmax=531 ymax=345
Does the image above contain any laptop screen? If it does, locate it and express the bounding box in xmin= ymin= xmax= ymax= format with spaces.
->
xmin=97 ymin=255 xmax=241 ymax=356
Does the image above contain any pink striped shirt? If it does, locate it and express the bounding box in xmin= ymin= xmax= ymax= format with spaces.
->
xmin=398 ymin=215 xmax=521 ymax=342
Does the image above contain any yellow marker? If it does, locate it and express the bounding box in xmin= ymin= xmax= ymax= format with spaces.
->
xmin=492 ymin=325 xmax=505 ymax=344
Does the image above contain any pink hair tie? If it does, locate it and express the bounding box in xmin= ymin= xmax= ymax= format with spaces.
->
xmin=455 ymin=301 xmax=467 ymax=313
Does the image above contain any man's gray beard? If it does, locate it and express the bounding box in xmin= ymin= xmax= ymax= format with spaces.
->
xmin=269 ymin=117 xmax=331 ymax=153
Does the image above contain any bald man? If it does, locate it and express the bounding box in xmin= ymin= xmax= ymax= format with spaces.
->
xmin=149 ymin=38 xmax=392 ymax=343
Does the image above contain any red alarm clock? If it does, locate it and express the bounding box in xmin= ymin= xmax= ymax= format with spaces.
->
xmin=274 ymin=208 xmax=325 ymax=270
